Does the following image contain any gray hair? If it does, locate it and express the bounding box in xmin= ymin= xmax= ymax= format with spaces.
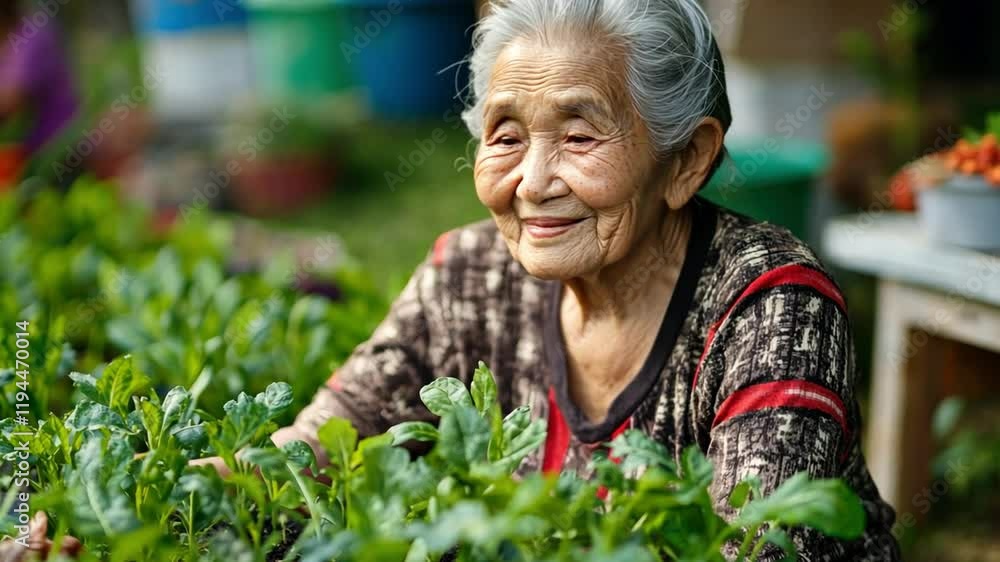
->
xmin=461 ymin=0 xmax=731 ymax=159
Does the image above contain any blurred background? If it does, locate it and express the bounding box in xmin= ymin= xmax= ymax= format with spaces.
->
xmin=0 ymin=0 xmax=998 ymax=559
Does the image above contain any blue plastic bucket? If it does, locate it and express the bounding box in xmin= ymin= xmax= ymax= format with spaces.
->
xmin=339 ymin=0 xmax=474 ymax=118
xmin=131 ymin=0 xmax=248 ymax=34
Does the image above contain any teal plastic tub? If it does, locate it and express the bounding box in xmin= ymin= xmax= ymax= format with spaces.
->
xmin=246 ymin=0 xmax=358 ymax=100
xmin=702 ymin=140 xmax=829 ymax=240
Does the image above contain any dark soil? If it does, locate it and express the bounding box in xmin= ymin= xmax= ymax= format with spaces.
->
xmin=263 ymin=519 xmax=304 ymax=562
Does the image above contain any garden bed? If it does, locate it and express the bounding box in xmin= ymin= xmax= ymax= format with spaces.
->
xmin=1 ymin=180 xmax=867 ymax=561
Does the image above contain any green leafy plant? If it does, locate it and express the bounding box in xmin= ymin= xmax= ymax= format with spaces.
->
xmin=1 ymin=361 xmax=865 ymax=561
xmin=0 ymin=180 xmax=387 ymax=421
xmin=0 ymin=180 xmax=865 ymax=560
xmin=931 ymin=397 xmax=1000 ymax=511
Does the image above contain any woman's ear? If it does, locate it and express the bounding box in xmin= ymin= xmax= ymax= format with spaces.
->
xmin=664 ymin=117 xmax=725 ymax=209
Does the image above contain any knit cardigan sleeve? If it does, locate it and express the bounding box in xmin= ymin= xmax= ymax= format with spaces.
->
xmin=692 ymin=268 xmax=900 ymax=561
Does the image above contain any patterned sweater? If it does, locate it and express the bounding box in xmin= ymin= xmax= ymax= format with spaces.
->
xmin=290 ymin=198 xmax=900 ymax=561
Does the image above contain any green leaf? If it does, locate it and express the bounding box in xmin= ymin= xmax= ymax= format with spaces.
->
xmin=224 ymin=472 xmax=268 ymax=513
xmin=437 ymin=406 xmax=490 ymax=470
xmin=673 ymin=446 xmax=715 ymax=504
xmin=403 ymin=538 xmax=429 ymax=562
xmin=501 ymin=406 xmax=530 ymax=437
xmin=729 ymin=480 xmax=753 ymax=509
xmin=932 ymin=397 xmax=964 ymax=440
xmin=389 ymin=421 xmax=440 ymax=446
xmin=470 ymin=362 xmax=498 ymax=416
xmin=757 ymin=528 xmax=798 ymax=562
xmin=65 ymin=400 xmax=127 ymax=432
xmin=67 ymin=436 xmax=140 ymax=537
xmin=161 ymin=386 xmax=192 ymax=429
xmin=69 ymin=372 xmax=101 ymax=402
xmin=241 ymin=447 xmax=288 ymax=472
xmin=173 ymin=470 xmax=227 ymax=526
xmin=219 ymin=392 xmax=272 ymax=450
xmin=610 ymin=430 xmax=675 ymax=474
xmin=318 ymin=417 xmax=358 ymax=467
xmin=106 ymin=318 xmax=152 ymax=351
xmin=283 ymin=439 xmax=317 ymax=470
xmin=213 ymin=279 xmax=242 ymax=320
xmin=408 ymin=501 xmax=492 ymax=552
xmin=171 ymin=422 xmax=208 ymax=450
xmin=360 ymin=444 xmax=412 ymax=497
xmin=296 ymin=533 xmax=356 ymax=562
xmin=192 ymin=259 xmax=224 ymax=296
xmin=256 ymin=382 xmax=294 ymax=417
xmin=497 ymin=418 xmax=546 ymax=472
xmin=419 ymin=377 xmax=474 ymax=417
xmin=136 ymin=397 xmax=163 ymax=446
xmin=96 ymin=355 xmax=150 ymax=413
xmin=108 ymin=525 xmax=175 ymax=562
xmin=351 ymin=433 xmax=393 ymax=468
xmin=737 ymin=473 xmax=867 ymax=539
xmin=962 ymin=126 xmax=983 ymax=143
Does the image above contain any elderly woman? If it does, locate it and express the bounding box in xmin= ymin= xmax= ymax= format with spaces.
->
xmin=0 ymin=1 xmax=900 ymax=560
xmin=268 ymin=1 xmax=903 ymax=560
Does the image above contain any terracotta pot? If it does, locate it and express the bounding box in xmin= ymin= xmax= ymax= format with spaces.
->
xmin=230 ymin=154 xmax=334 ymax=217
xmin=89 ymin=107 xmax=154 ymax=180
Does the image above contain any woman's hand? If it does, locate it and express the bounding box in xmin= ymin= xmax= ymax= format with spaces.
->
xmin=0 ymin=428 xmax=321 ymax=562
xmin=188 ymin=455 xmax=232 ymax=478
xmin=188 ymin=425 xmax=328 ymax=482
xmin=0 ymin=512 xmax=83 ymax=561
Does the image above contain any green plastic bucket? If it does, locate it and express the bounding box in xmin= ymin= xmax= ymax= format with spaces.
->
xmin=246 ymin=0 xmax=357 ymax=100
xmin=702 ymin=140 xmax=828 ymax=240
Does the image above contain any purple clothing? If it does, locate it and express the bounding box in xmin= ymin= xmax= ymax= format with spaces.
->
xmin=0 ymin=20 xmax=79 ymax=153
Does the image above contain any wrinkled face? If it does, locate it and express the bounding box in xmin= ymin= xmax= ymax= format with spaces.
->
xmin=474 ymin=37 xmax=670 ymax=280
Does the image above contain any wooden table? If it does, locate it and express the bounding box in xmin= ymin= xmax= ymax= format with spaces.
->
xmin=823 ymin=213 xmax=1000 ymax=515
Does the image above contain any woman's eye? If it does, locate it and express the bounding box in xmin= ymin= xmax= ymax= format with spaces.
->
xmin=567 ymin=135 xmax=594 ymax=144
xmin=498 ymin=136 xmax=520 ymax=146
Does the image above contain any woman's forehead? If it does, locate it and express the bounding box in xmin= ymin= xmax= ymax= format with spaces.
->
xmin=484 ymin=40 xmax=628 ymax=122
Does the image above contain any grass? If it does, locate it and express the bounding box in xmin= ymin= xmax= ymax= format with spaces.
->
xmin=278 ymin=119 xmax=489 ymax=291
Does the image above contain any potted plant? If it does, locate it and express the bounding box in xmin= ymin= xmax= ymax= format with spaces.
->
xmin=910 ymin=113 xmax=1000 ymax=251
xmin=222 ymin=105 xmax=340 ymax=217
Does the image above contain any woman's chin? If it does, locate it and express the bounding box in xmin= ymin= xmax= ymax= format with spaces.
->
xmin=516 ymin=245 xmax=595 ymax=281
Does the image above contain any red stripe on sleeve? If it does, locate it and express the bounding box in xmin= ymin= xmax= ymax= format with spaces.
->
xmin=691 ymin=264 xmax=846 ymax=390
xmin=542 ymin=387 xmax=571 ymax=474
xmin=431 ymin=231 xmax=452 ymax=267
xmin=712 ymin=380 xmax=850 ymax=438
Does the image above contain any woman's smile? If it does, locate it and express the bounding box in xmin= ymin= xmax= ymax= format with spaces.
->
xmin=521 ymin=216 xmax=588 ymax=240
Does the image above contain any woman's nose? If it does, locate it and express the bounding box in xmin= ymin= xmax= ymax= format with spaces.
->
xmin=515 ymin=143 xmax=569 ymax=203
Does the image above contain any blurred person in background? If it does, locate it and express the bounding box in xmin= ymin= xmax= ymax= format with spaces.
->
xmin=0 ymin=0 xmax=80 ymax=189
